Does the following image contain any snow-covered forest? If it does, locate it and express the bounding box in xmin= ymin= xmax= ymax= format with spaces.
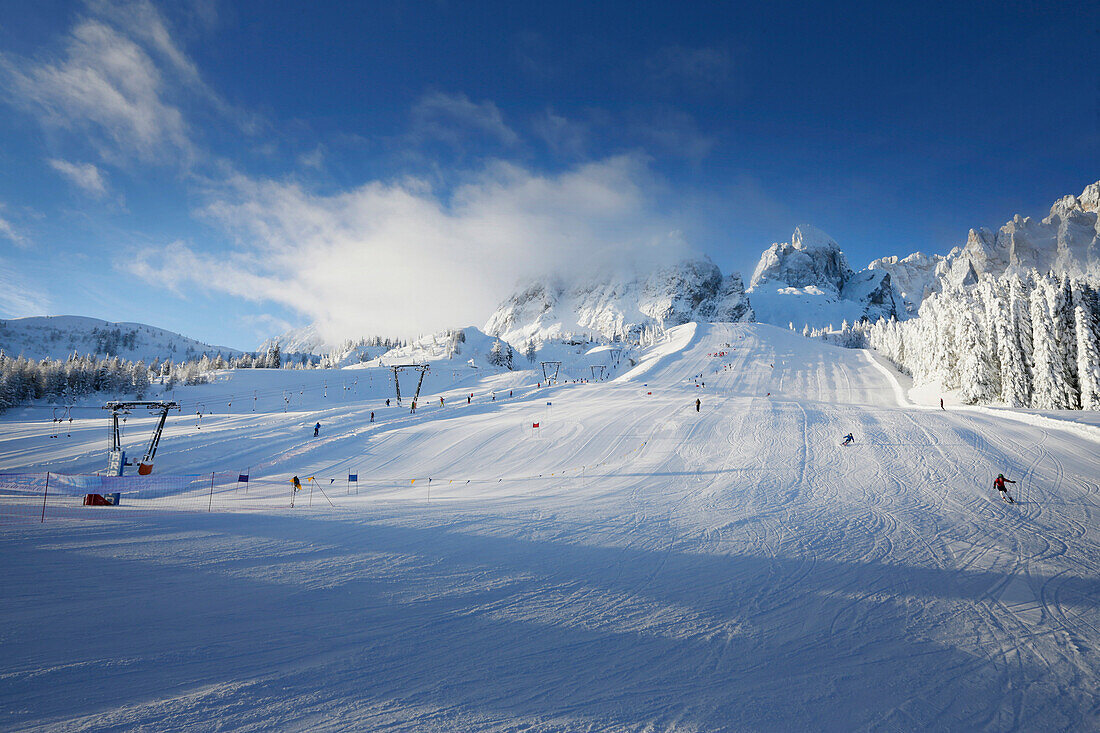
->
xmin=868 ymin=271 xmax=1100 ymax=409
xmin=0 ymin=346 xmax=319 ymax=411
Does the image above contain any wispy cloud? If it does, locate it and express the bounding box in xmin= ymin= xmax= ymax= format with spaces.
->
xmin=531 ymin=108 xmax=589 ymax=159
xmin=629 ymin=107 xmax=716 ymax=162
xmin=0 ymin=258 xmax=48 ymax=315
xmin=0 ymin=205 xmax=29 ymax=249
xmin=410 ymin=91 xmax=519 ymax=149
xmin=127 ymin=155 xmax=690 ymax=343
xmin=48 ymin=159 xmax=110 ymax=197
xmin=648 ymin=46 xmax=735 ymax=93
xmin=2 ymin=17 xmax=191 ymax=164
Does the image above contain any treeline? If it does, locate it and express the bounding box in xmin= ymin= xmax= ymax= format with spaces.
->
xmin=0 ymin=345 xmax=318 ymax=412
xmin=1 ymin=352 xmax=162 ymax=410
xmin=868 ymin=271 xmax=1100 ymax=409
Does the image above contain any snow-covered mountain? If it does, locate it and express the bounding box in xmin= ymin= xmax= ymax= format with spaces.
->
xmin=868 ymin=180 xmax=1100 ymax=315
xmin=748 ymin=226 xmax=899 ymax=330
xmin=940 ymin=180 xmax=1100 ymax=285
xmin=0 ymin=316 xmax=243 ymax=363
xmin=260 ymin=323 xmax=329 ymax=356
xmin=484 ymin=257 xmax=753 ymax=346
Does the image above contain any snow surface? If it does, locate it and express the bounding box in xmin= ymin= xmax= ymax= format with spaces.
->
xmin=2 ymin=323 xmax=1100 ymax=730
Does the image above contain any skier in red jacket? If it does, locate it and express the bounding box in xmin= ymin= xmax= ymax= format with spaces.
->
xmin=993 ymin=473 xmax=1016 ymax=503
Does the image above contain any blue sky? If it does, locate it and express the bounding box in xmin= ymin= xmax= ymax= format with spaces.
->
xmin=1 ymin=0 xmax=1097 ymax=349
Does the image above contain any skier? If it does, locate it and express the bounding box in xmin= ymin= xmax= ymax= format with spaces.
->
xmin=696 ymin=397 xmax=701 ymax=412
xmin=993 ymin=473 xmax=1016 ymax=503
xmin=841 ymin=433 xmax=854 ymax=446
xmin=314 ymin=422 xmax=320 ymax=437
xmin=467 ymin=395 xmax=471 ymax=405
xmin=386 ymin=398 xmax=390 ymax=407
xmin=940 ymin=397 xmax=945 ymax=411
xmin=440 ymin=396 xmax=444 ymax=407
xmin=410 ymin=400 xmax=417 ymax=414
xmin=370 ymin=411 xmax=374 ymax=423
xmin=292 ymin=475 xmax=301 ymax=492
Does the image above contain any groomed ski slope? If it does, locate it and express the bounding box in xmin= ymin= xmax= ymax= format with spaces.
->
xmin=3 ymin=322 xmax=1100 ymax=731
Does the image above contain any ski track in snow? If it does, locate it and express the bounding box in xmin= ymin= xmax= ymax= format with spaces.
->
xmin=2 ymin=323 xmax=1100 ymax=731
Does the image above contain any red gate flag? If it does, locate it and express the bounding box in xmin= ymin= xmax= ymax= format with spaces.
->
xmin=533 ymin=422 xmax=540 ymax=428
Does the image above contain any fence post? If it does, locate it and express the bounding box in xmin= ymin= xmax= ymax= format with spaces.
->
xmin=41 ymin=472 xmax=50 ymax=523
xmin=208 ymin=472 xmax=215 ymax=512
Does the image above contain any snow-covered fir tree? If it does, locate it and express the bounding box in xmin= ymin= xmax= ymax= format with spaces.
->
xmin=867 ymin=270 xmax=1100 ymax=410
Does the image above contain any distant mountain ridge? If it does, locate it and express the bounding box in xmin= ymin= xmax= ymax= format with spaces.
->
xmin=483 ymin=257 xmax=753 ymax=346
xmin=0 ymin=316 xmax=244 ymax=363
xmin=748 ymin=180 xmax=1100 ymax=330
xmin=873 ymin=181 xmax=1100 ymax=310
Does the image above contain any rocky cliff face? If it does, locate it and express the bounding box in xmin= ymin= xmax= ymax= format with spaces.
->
xmin=747 ymin=226 xmax=899 ymax=329
xmin=750 ymin=225 xmax=854 ymax=292
xmin=484 ymin=258 xmax=753 ymax=346
xmin=868 ymin=180 xmax=1100 ymax=315
xmin=941 ymin=181 xmax=1100 ymax=285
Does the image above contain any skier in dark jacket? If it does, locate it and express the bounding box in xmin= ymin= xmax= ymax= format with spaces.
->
xmin=841 ymin=433 xmax=854 ymax=446
xmin=314 ymin=422 xmax=320 ymax=437
xmin=993 ymin=473 xmax=1016 ymax=502
xmin=695 ymin=398 xmax=701 ymax=412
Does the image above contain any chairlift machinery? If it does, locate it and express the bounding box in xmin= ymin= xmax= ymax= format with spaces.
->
xmin=540 ymin=361 xmax=562 ymax=384
xmin=103 ymin=400 xmax=180 ymax=476
xmin=392 ymin=364 xmax=430 ymax=406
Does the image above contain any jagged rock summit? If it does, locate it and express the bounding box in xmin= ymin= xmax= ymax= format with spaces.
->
xmin=868 ymin=179 xmax=1100 ymax=314
xmin=484 ymin=257 xmax=753 ymax=346
xmin=748 ymin=226 xmax=899 ymax=330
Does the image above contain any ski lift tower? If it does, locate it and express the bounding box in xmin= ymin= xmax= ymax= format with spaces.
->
xmin=540 ymin=361 xmax=562 ymax=384
xmin=103 ymin=401 xmax=180 ymax=476
xmin=392 ymin=364 xmax=430 ymax=406
xmin=590 ymin=364 xmax=607 ymax=380
xmin=608 ymin=348 xmax=623 ymax=368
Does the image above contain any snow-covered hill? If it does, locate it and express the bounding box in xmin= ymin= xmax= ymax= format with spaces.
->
xmin=4 ymin=321 xmax=1100 ymax=730
xmin=484 ymin=257 xmax=753 ymax=347
xmin=0 ymin=316 xmax=243 ymax=363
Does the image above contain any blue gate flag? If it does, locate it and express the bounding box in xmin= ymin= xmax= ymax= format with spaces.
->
xmin=237 ymin=474 xmax=249 ymax=482
xmin=348 ymin=474 xmax=358 ymax=482
xmin=546 ymin=401 xmax=552 ymax=406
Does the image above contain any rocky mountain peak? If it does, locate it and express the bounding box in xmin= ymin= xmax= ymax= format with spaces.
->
xmin=484 ymin=257 xmax=753 ymax=346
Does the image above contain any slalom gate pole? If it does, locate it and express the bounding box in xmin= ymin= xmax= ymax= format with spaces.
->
xmin=315 ymin=483 xmax=335 ymax=508
xmin=41 ymin=472 xmax=50 ymax=523
xmin=208 ymin=472 xmax=215 ymax=512
xmin=309 ymin=482 xmax=314 ymax=507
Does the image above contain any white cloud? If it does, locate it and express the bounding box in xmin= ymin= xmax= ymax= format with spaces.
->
xmin=298 ymin=146 xmax=325 ymax=170
xmin=0 ymin=206 xmax=29 ymax=249
xmin=127 ymin=156 xmax=690 ymax=343
xmin=531 ymin=108 xmax=589 ymax=158
xmin=0 ymin=258 xmax=48 ymax=315
xmin=410 ymin=92 xmax=519 ymax=148
xmin=4 ymin=18 xmax=190 ymax=164
xmin=48 ymin=159 xmax=109 ymax=197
